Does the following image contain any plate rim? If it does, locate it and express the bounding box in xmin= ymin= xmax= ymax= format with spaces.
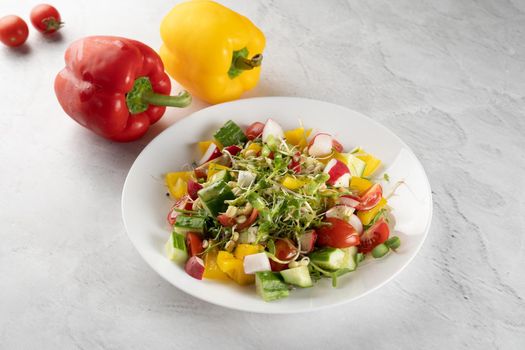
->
xmin=121 ymin=96 xmax=433 ymax=314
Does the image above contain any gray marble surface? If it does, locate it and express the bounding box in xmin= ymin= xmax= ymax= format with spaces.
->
xmin=1 ymin=0 xmax=524 ymax=348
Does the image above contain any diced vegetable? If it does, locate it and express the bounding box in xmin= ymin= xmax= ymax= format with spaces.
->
xmin=223 ymin=145 xmax=242 ymax=155
xmin=255 ymin=271 xmax=289 ymax=301
xmin=187 ymin=179 xmax=203 ymax=200
xmin=350 ymin=176 xmax=372 ymax=194
xmin=207 ymin=163 xmax=230 ymax=181
xmin=199 ymin=142 xmax=222 ymax=165
xmin=217 ymin=251 xmax=255 ymax=285
xmin=244 ymin=252 xmax=271 ymax=274
xmin=371 ymin=243 xmax=389 ymax=258
xmin=348 ymin=214 xmax=363 ymax=234
xmin=284 ymin=127 xmax=312 ymax=148
xmin=244 ymin=142 xmax=262 ymax=155
xmin=341 ymin=246 xmax=358 ymax=271
xmin=164 ymin=232 xmax=188 ymax=264
xmin=299 ymin=230 xmax=317 ymax=253
xmin=165 ymin=171 xmax=194 ymax=199
xmin=203 ymin=249 xmax=229 ymax=280
xmin=280 ymin=265 xmax=313 ymax=288
xmin=357 ymin=197 xmax=387 ymax=225
xmin=342 ymin=153 xmax=366 ymax=177
xmin=173 ymin=215 xmax=205 ymax=234
xmin=309 ymin=247 xmax=346 ymax=270
xmin=209 ymin=169 xmax=231 ymax=183
xmin=213 ymin=120 xmax=247 ymax=146
xmin=324 ymin=159 xmax=351 ymax=187
xmin=185 ymin=256 xmax=205 ymax=279
xmin=385 ymin=236 xmax=401 ymax=250
xmin=357 ymin=153 xmax=381 ymax=177
xmin=234 ymin=244 xmax=263 ymax=260
xmin=262 ymin=119 xmax=284 ymax=143
xmin=198 ymin=140 xmax=218 ymax=154
xmin=281 ymin=176 xmax=306 ymax=190
xmin=308 ymin=133 xmax=333 ymax=157
xmin=198 ymin=180 xmax=235 ymax=217
xmin=325 ymin=205 xmax=355 ymax=221
xmin=238 ymin=170 xmax=256 ymax=188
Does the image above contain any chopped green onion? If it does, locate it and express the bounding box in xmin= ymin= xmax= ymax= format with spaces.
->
xmin=371 ymin=244 xmax=389 ymax=258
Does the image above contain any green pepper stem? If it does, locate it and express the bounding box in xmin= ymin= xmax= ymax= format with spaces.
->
xmin=233 ymin=54 xmax=263 ymax=70
xmin=141 ymin=90 xmax=192 ymax=108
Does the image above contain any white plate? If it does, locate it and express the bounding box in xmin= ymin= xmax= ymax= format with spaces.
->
xmin=121 ymin=97 xmax=432 ymax=314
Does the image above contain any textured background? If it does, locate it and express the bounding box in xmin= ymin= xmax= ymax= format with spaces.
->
xmin=1 ymin=0 xmax=524 ymax=349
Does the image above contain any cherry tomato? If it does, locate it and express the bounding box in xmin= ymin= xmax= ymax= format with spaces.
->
xmin=236 ymin=208 xmax=259 ymax=230
xmin=186 ymin=232 xmax=204 ymax=257
xmin=355 ymin=184 xmax=382 ymax=211
xmin=270 ymin=238 xmax=297 ymax=271
xmin=30 ymin=4 xmax=63 ymax=34
xmin=317 ymin=217 xmax=360 ymax=248
xmin=246 ymin=122 xmax=264 ymax=140
xmin=358 ymin=217 xmax=389 ymax=253
xmin=332 ymin=139 xmax=344 ymax=152
xmin=217 ymin=214 xmax=235 ymax=227
xmin=0 ymin=15 xmax=29 ymax=47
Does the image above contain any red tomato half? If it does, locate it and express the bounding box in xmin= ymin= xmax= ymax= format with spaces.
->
xmin=246 ymin=122 xmax=265 ymax=140
xmin=270 ymin=239 xmax=297 ymax=271
xmin=217 ymin=214 xmax=235 ymax=227
xmin=30 ymin=4 xmax=62 ymax=34
xmin=0 ymin=15 xmax=29 ymax=47
xmin=186 ymin=232 xmax=204 ymax=257
xmin=355 ymin=184 xmax=382 ymax=211
xmin=358 ymin=218 xmax=390 ymax=253
xmin=317 ymin=218 xmax=360 ymax=248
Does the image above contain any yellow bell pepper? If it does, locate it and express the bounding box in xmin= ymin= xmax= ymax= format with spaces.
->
xmin=160 ymin=0 xmax=266 ymax=104
xmin=198 ymin=140 xmax=220 ymax=154
xmin=203 ymin=249 xmax=229 ymax=281
xmin=244 ymin=142 xmax=262 ymax=155
xmin=281 ymin=176 xmax=307 ymax=190
xmin=357 ymin=197 xmax=387 ymax=225
xmin=350 ymin=176 xmax=373 ymax=195
xmin=234 ymin=244 xmax=263 ymax=260
xmin=284 ymin=128 xmax=312 ymax=149
xmin=165 ymin=171 xmax=194 ymax=199
xmin=207 ymin=163 xmax=230 ymax=181
xmin=216 ymin=251 xmax=255 ymax=285
xmin=357 ymin=153 xmax=381 ymax=177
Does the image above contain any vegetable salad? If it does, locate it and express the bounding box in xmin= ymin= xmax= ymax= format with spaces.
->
xmin=164 ymin=119 xmax=400 ymax=301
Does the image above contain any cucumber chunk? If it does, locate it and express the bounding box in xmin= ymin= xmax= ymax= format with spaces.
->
xmin=308 ymin=248 xmax=345 ymax=270
xmin=173 ymin=215 xmax=205 ymax=234
xmin=280 ymin=266 xmax=313 ymax=288
xmin=164 ymin=232 xmax=188 ymax=264
xmin=198 ymin=180 xmax=235 ymax=217
xmin=255 ymin=271 xmax=289 ymax=302
xmin=341 ymin=246 xmax=358 ymax=271
xmin=213 ymin=120 xmax=247 ymax=147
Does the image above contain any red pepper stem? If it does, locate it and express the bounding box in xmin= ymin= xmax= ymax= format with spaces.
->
xmin=233 ymin=54 xmax=263 ymax=70
xmin=141 ymin=90 xmax=192 ymax=108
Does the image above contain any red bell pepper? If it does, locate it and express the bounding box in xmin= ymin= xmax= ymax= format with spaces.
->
xmin=54 ymin=36 xmax=191 ymax=142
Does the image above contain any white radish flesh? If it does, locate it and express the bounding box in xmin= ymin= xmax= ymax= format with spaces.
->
xmin=299 ymin=230 xmax=317 ymax=253
xmin=308 ymin=133 xmax=333 ymax=157
xmin=325 ymin=205 xmax=355 ymax=221
xmin=244 ymin=253 xmax=271 ymax=274
xmin=199 ymin=143 xmax=222 ymax=165
xmin=262 ymin=118 xmax=284 ymax=143
xmin=339 ymin=195 xmax=360 ymax=208
xmin=185 ymin=256 xmax=205 ymax=280
xmin=348 ymin=214 xmax=363 ymax=235
xmin=237 ymin=170 xmax=256 ymax=188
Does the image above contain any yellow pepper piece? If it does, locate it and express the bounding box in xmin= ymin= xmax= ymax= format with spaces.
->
xmin=234 ymin=244 xmax=263 ymax=260
xmin=203 ymin=250 xmax=229 ymax=281
xmin=281 ymin=176 xmax=307 ymax=190
xmin=207 ymin=163 xmax=230 ymax=181
xmin=245 ymin=142 xmax=262 ymax=155
xmin=160 ymin=1 xmax=266 ymax=104
xmin=284 ymin=128 xmax=312 ymax=149
xmin=165 ymin=171 xmax=193 ymax=199
xmin=350 ymin=176 xmax=373 ymax=195
xmin=357 ymin=198 xmax=387 ymax=225
xmin=216 ymin=251 xmax=255 ymax=285
xmin=331 ymin=151 xmax=348 ymax=165
xmin=357 ymin=154 xmax=381 ymax=177
xmin=198 ymin=140 xmax=220 ymax=154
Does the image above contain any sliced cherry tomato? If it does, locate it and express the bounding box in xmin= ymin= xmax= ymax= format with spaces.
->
xmin=30 ymin=4 xmax=62 ymax=34
xmin=186 ymin=232 xmax=204 ymax=257
xmin=187 ymin=179 xmax=203 ymax=200
xmin=217 ymin=214 xmax=235 ymax=227
xmin=317 ymin=217 xmax=360 ymax=248
xmin=355 ymin=184 xmax=382 ymax=211
xmin=270 ymin=238 xmax=297 ymax=271
xmin=167 ymin=195 xmax=192 ymax=225
xmin=332 ymin=139 xmax=344 ymax=152
xmin=358 ymin=218 xmax=389 ymax=253
xmin=0 ymin=15 xmax=29 ymax=47
xmin=194 ymin=167 xmax=207 ymax=179
xmin=237 ymin=208 xmax=259 ymax=230
xmin=246 ymin=122 xmax=265 ymax=140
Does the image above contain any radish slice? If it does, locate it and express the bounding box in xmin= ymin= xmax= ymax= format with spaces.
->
xmin=262 ymin=118 xmax=284 ymax=143
xmin=187 ymin=179 xmax=203 ymax=200
xmin=167 ymin=195 xmax=192 ymax=225
xmin=199 ymin=143 xmax=222 ymax=165
xmin=339 ymin=195 xmax=360 ymax=208
xmin=185 ymin=256 xmax=205 ymax=280
xmin=224 ymin=145 xmax=242 ymax=156
xmin=299 ymin=230 xmax=317 ymax=253
xmin=325 ymin=205 xmax=355 ymax=220
xmin=323 ymin=159 xmax=351 ymax=187
xmin=308 ymin=133 xmax=333 ymax=157
xmin=244 ymin=252 xmax=271 ymax=274
xmin=348 ymin=214 xmax=363 ymax=235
